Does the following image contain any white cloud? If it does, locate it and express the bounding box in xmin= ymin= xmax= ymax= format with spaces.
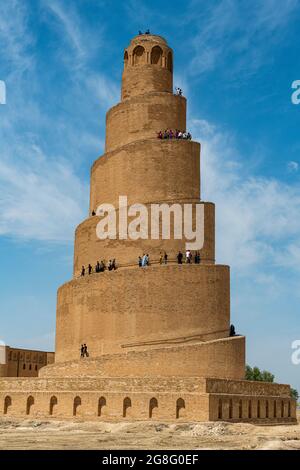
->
xmin=86 ymin=74 xmax=119 ymax=109
xmin=190 ymin=118 xmax=300 ymax=274
xmin=287 ymin=160 xmax=299 ymax=172
xmin=188 ymin=0 xmax=299 ymax=78
xmin=42 ymin=0 xmax=98 ymax=67
xmin=0 ymin=0 xmax=107 ymax=243
xmin=0 ymin=0 xmax=34 ymax=76
xmin=41 ymin=1 xmax=119 ymax=116
xmin=0 ymin=144 xmax=87 ymax=242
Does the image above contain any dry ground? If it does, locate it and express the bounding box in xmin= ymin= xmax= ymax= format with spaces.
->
xmin=0 ymin=414 xmax=299 ymax=450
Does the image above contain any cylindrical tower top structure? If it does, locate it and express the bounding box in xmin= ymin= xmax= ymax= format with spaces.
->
xmin=122 ymin=34 xmax=173 ymax=100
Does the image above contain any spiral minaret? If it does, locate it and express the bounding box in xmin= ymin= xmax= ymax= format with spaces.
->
xmin=53 ymin=34 xmax=242 ymax=370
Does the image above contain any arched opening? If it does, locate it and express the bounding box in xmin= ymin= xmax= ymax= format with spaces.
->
xmin=49 ymin=396 xmax=58 ymax=416
xmin=167 ymin=51 xmax=173 ymax=72
xmin=257 ymin=400 xmax=261 ymax=418
xmin=281 ymin=400 xmax=284 ymax=418
xmin=151 ymin=46 xmax=163 ymax=65
xmin=239 ymin=400 xmax=243 ymax=419
xmin=98 ymin=396 xmax=106 ymax=417
xmin=218 ymin=399 xmax=222 ymax=419
xmin=26 ymin=396 xmax=34 ymax=415
xmin=73 ymin=396 xmax=81 ymax=417
xmin=4 ymin=396 xmax=11 ymax=415
xmin=35 ymin=365 xmax=38 ymax=371
xmin=176 ymin=398 xmax=185 ymax=419
xmin=23 ymin=364 xmax=26 ymax=370
xmin=266 ymin=400 xmax=269 ymax=418
xmin=124 ymin=51 xmax=128 ymax=67
xmin=288 ymin=401 xmax=291 ymax=418
xmin=274 ymin=400 xmax=277 ymax=418
xmin=133 ymin=46 xmax=145 ymax=65
xmin=149 ymin=397 xmax=158 ymax=418
xmin=29 ymin=364 xmax=32 ymax=371
xmin=123 ymin=397 xmax=131 ymax=418
xmin=248 ymin=400 xmax=252 ymax=419
xmin=229 ymin=399 xmax=233 ymax=419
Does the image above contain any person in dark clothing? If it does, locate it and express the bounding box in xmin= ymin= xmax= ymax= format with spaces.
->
xmin=81 ymin=266 xmax=85 ymax=276
xmin=164 ymin=252 xmax=168 ymax=264
xmin=88 ymin=264 xmax=92 ymax=275
xmin=100 ymin=260 xmax=106 ymax=272
xmin=80 ymin=344 xmax=84 ymax=357
xmin=229 ymin=324 xmax=236 ymax=337
xmin=95 ymin=261 xmax=100 ymax=273
xmin=138 ymin=256 xmax=142 ymax=267
xmin=108 ymin=259 xmax=116 ymax=270
xmin=177 ymin=251 xmax=183 ymax=264
xmin=83 ymin=344 xmax=89 ymax=357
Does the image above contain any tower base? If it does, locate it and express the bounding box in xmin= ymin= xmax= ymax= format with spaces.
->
xmin=0 ymin=374 xmax=296 ymax=423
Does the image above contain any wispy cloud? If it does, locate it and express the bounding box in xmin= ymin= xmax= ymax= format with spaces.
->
xmin=87 ymin=74 xmax=119 ymax=109
xmin=42 ymin=0 xmax=103 ymax=69
xmin=188 ymin=0 xmax=299 ymax=78
xmin=0 ymin=145 xmax=87 ymax=242
xmin=0 ymin=0 xmax=34 ymax=76
xmin=0 ymin=0 xmax=123 ymax=243
xmin=287 ymin=160 xmax=299 ymax=172
xmin=40 ymin=1 xmax=119 ymax=125
xmin=45 ymin=1 xmax=86 ymax=60
xmin=0 ymin=1 xmax=91 ymax=242
xmin=191 ymin=118 xmax=300 ymax=274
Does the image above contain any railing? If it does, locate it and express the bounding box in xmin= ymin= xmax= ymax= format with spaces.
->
xmin=73 ymin=259 xmax=216 ymax=279
xmin=121 ymin=328 xmax=230 ymax=349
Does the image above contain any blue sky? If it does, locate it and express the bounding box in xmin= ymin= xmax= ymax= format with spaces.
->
xmin=0 ymin=0 xmax=300 ymax=392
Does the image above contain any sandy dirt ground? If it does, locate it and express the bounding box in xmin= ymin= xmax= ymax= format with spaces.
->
xmin=0 ymin=415 xmax=299 ymax=450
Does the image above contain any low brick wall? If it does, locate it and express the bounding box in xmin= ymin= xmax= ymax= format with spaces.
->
xmin=0 ymin=376 xmax=296 ymax=423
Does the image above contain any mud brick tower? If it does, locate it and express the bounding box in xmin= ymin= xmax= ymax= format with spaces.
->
xmin=0 ymin=34 xmax=296 ymax=423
